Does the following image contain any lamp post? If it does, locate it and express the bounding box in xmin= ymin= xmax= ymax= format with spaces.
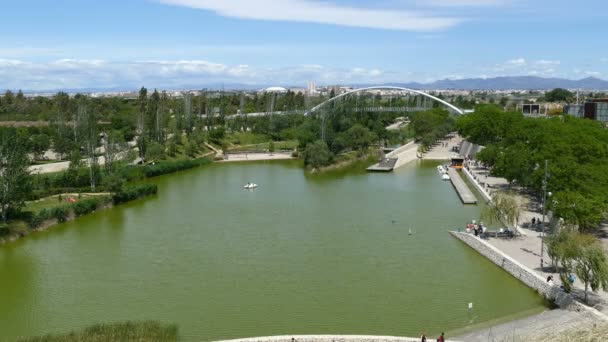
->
xmin=540 ymin=160 xmax=549 ymax=270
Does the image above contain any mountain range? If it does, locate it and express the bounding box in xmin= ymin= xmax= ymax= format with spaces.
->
xmin=381 ymin=76 xmax=608 ymax=91
xmin=22 ymin=76 xmax=608 ymax=94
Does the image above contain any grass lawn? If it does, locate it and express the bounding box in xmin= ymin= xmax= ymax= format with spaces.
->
xmin=24 ymin=194 xmax=106 ymax=214
xmin=224 ymin=131 xmax=270 ymax=146
xmin=228 ymin=140 xmax=298 ymax=152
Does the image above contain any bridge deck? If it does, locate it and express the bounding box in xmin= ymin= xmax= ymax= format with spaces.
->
xmin=447 ymin=168 xmax=477 ymax=204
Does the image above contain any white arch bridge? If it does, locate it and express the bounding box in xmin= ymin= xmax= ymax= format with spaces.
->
xmin=305 ymin=86 xmax=465 ymax=116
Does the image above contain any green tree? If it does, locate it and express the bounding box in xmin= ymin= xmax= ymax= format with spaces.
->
xmin=304 ymin=140 xmax=332 ymax=169
xmin=342 ymin=124 xmax=376 ymax=154
xmin=481 ymin=191 xmax=521 ymax=230
xmin=29 ymin=134 xmax=51 ymax=160
xmin=551 ymin=191 xmax=604 ymax=231
xmin=545 ymin=88 xmax=574 ymax=103
xmin=575 ymin=239 xmax=608 ymax=303
xmin=0 ymin=130 xmax=33 ymax=223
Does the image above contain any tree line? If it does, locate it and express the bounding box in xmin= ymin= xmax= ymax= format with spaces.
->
xmin=458 ymin=104 xmax=608 ymax=231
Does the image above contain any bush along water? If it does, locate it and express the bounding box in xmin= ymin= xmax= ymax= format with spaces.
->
xmin=112 ymin=184 xmax=158 ymax=205
xmin=29 ymin=196 xmax=112 ymax=228
xmin=141 ymin=158 xmax=211 ymax=178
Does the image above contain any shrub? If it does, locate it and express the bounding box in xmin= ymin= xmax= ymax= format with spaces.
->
xmin=72 ymin=198 xmax=100 ymax=217
xmin=112 ymin=184 xmax=158 ymax=205
xmin=142 ymin=158 xmax=211 ymax=178
xmin=0 ymin=224 xmax=9 ymax=236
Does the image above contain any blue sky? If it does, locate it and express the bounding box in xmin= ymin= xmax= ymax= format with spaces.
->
xmin=1 ymin=0 xmax=607 ymax=90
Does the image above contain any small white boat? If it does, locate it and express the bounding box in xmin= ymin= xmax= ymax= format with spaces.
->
xmin=437 ymin=165 xmax=447 ymax=174
xmin=243 ymin=183 xmax=258 ymax=189
xmin=442 ymin=174 xmax=451 ymax=181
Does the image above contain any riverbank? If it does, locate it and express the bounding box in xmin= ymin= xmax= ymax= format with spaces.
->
xmin=2 ymin=157 xmax=213 ymax=246
xmin=463 ymin=158 xmax=608 ymax=315
xmin=446 ymin=149 xmax=608 ymax=341
xmin=0 ymin=185 xmax=158 ymax=245
xmin=309 ymin=151 xmax=378 ymax=173
xmin=220 ymin=152 xmax=295 ymax=162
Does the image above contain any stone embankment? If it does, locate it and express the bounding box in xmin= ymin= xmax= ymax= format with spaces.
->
xmin=215 ymin=335 xmax=458 ymax=342
xmin=390 ymin=142 xmax=419 ymax=169
xmin=450 ymin=231 xmax=608 ymax=323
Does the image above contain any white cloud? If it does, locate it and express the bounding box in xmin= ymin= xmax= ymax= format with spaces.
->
xmin=506 ymin=58 xmax=527 ymax=66
xmin=156 ymin=0 xmax=461 ymax=31
xmin=423 ymin=0 xmax=508 ymax=6
xmin=0 ymin=59 xmax=403 ymax=91
xmin=535 ymin=60 xmax=560 ymax=66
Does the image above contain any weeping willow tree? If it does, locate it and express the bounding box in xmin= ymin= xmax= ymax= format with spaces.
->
xmin=481 ymin=191 xmax=521 ymax=230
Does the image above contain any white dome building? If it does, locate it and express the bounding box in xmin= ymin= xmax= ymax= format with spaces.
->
xmin=264 ymin=86 xmax=288 ymax=93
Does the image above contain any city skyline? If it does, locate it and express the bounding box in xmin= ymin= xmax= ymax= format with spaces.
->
xmin=2 ymin=0 xmax=607 ymax=90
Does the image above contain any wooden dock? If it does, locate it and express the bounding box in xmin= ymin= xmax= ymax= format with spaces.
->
xmin=447 ymin=168 xmax=477 ymax=204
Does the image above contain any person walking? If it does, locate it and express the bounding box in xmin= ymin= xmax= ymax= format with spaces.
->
xmin=421 ymin=333 xmax=427 ymax=341
xmin=437 ymin=332 xmax=445 ymax=342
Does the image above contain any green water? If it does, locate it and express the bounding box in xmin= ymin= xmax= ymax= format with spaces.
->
xmin=0 ymin=160 xmax=545 ymax=341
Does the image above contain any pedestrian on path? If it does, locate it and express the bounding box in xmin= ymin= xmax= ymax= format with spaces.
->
xmin=437 ymin=332 xmax=445 ymax=342
xmin=421 ymin=333 xmax=427 ymax=341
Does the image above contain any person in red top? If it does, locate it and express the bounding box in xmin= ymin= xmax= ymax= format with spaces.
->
xmin=437 ymin=332 xmax=445 ymax=342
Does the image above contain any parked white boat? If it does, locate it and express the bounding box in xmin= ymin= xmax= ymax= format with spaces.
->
xmin=437 ymin=165 xmax=448 ymax=174
xmin=243 ymin=183 xmax=258 ymax=189
xmin=442 ymin=174 xmax=451 ymax=181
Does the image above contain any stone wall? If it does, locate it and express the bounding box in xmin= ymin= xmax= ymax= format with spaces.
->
xmin=450 ymin=231 xmax=608 ymax=322
xmin=461 ymin=167 xmax=492 ymax=202
xmin=215 ymin=335 xmax=458 ymax=342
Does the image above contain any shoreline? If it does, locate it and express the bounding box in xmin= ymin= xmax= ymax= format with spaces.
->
xmin=219 ymin=152 xmax=295 ymax=162
xmin=419 ymin=136 xmax=608 ymax=340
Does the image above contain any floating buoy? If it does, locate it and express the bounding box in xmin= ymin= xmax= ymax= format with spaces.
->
xmin=468 ymin=302 xmax=473 ymax=310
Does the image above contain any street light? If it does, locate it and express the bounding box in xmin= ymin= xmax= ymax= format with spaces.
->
xmin=540 ymin=160 xmax=549 ymax=270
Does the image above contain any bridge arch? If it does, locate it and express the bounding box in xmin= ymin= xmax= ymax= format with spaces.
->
xmin=305 ymin=86 xmax=464 ymax=116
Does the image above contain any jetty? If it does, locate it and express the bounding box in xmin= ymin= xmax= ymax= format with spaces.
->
xmin=367 ymin=141 xmax=418 ymax=172
xmin=447 ymin=168 xmax=477 ymax=204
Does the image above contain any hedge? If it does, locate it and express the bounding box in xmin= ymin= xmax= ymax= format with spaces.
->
xmin=142 ymin=158 xmax=211 ymax=178
xmin=112 ymin=184 xmax=158 ymax=205
xmin=28 ymin=196 xmax=112 ymax=228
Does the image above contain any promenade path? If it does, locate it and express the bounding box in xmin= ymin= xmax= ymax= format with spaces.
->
xmin=421 ymin=134 xmax=462 ymax=161
xmin=215 ymin=335 xmax=459 ymax=342
xmin=465 ymin=161 xmax=608 ymax=315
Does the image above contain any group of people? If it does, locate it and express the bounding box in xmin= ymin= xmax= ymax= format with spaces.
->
xmin=420 ymin=332 xmax=445 ymax=342
xmin=466 ymin=221 xmax=486 ymax=237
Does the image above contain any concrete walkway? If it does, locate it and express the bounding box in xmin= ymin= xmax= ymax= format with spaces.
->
xmin=215 ymin=335 xmax=459 ymax=342
xmin=465 ymin=161 xmax=608 ymax=315
xmin=455 ymin=308 xmax=596 ymax=341
xmin=422 ymin=135 xmax=462 ymax=161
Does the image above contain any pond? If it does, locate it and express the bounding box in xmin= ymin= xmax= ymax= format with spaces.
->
xmin=0 ymin=160 xmax=545 ymax=341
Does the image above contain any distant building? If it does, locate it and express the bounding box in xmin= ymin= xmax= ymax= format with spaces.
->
xmin=565 ymin=99 xmax=608 ymax=123
xmin=307 ymin=81 xmax=317 ymax=96
xmin=264 ymin=86 xmax=288 ymax=93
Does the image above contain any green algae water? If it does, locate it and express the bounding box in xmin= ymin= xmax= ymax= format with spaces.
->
xmin=0 ymin=160 xmax=545 ymax=341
